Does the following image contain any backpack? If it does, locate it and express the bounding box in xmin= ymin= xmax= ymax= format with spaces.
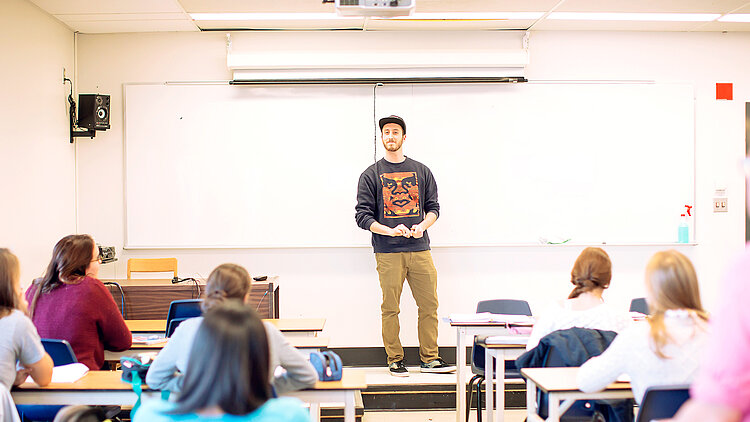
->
xmin=309 ymin=351 xmax=343 ymax=381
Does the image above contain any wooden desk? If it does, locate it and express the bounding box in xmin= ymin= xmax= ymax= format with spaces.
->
xmin=449 ymin=321 xmax=520 ymax=422
xmin=482 ymin=340 xmax=528 ymax=422
xmin=13 ymin=369 xmax=365 ymax=422
xmin=104 ymin=336 xmax=330 ymax=361
xmin=105 ymin=279 xmax=277 ymax=319
xmin=126 ymin=318 xmax=326 ymax=335
xmin=520 ymin=367 xmax=633 ymax=422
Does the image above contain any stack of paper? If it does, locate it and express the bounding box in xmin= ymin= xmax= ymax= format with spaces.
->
xmin=132 ymin=335 xmax=168 ymax=345
xmin=448 ymin=313 xmax=535 ymax=325
xmin=484 ymin=335 xmax=529 ymax=345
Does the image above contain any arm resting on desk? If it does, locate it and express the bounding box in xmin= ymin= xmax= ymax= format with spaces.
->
xmin=264 ymin=322 xmax=318 ymax=394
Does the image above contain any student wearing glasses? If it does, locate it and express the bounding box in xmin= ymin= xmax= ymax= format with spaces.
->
xmin=134 ymin=301 xmax=309 ymax=422
xmin=25 ymin=234 xmax=131 ymax=370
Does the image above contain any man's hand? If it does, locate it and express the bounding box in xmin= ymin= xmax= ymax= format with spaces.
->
xmin=411 ymin=224 xmax=425 ymax=238
xmin=14 ymin=368 xmax=31 ymax=386
xmin=391 ymin=224 xmax=412 ymax=238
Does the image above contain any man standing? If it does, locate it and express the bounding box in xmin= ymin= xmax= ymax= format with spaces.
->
xmin=355 ymin=115 xmax=455 ymax=376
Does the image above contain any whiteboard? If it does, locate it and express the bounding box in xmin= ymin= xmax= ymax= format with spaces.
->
xmin=124 ymin=82 xmax=694 ymax=248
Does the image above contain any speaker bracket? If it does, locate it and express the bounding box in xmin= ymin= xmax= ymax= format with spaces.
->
xmin=70 ymin=127 xmax=97 ymax=143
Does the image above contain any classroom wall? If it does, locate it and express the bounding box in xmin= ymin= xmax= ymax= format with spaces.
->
xmin=0 ymin=0 xmax=75 ymax=284
xmin=69 ymin=30 xmax=748 ymax=348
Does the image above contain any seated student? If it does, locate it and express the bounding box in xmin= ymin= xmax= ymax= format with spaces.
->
xmin=576 ymin=250 xmax=710 ymax=404
xmin=526 ymin=247 xmax=631 ymax=350
xmin=147 ymin=263 xmax=317 ymax=394
xmin=666 ymin=248 xmax=750 ymax=422
xmin=53 ymin=406 xmax=107 ymax=422
xmin=25 ymin=235 xmax=131 ymax=370
xmin=135 ymin=301 xmax=309 ymax=422
xmin=0 ymin=248 xmax=53 ymax=389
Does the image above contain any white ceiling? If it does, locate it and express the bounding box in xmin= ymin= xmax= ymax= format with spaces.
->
xmin=28 ymin=0 xmax=750 ymax=33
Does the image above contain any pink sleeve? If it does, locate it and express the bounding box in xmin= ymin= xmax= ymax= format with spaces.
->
xmin=691 ymin=250 xmax=750 ymax=415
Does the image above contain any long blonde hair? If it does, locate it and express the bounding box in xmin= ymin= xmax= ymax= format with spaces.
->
xmin=645 ymin=250 xmax=708 ymax=358
xmin=0 ymin=248 xmax=23 ymax=317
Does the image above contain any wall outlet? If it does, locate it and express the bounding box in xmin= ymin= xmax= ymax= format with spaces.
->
xmin=713 ymin=197 xmax=728 ymax=212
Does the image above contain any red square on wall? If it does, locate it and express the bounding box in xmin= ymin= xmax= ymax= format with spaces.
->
xmin=716 ymin=83 xmax=733 ymax=100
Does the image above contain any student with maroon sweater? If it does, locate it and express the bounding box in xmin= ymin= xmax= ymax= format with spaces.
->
xmin=26 ymin=234 xmax=131 ymax=370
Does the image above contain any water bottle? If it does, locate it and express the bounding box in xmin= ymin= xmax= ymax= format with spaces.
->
xmin=678 ymin=213 xmax=689 ymax=243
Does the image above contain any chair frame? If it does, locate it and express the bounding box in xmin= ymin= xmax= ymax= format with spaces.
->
xmin=127 ymin=257 xmax=178 ymax=279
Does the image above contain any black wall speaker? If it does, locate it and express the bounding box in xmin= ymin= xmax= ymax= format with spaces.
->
xmin=77 ymin=94 xmax=110 ymax=131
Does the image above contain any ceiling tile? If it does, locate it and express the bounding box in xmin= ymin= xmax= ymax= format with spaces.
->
xmin=60 ymin=19 xmax=199 ymax=34
xmin=29 ymin=0 xmax=184 ymax=15
xmin=557 ymin=0 xmax=750 ymax=13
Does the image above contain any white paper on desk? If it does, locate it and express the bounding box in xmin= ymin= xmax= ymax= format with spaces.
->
xmin=485 ymin=335 xmax=529 ymax=345
xmin=448 ymin=313 xmax=535 ymax=325
xmin=26 ymin=363 xmax=89 ymax=384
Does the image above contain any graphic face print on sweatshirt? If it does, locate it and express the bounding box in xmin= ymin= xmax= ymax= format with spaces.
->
xmin=381 ymin=171 xmax=420 ymax=218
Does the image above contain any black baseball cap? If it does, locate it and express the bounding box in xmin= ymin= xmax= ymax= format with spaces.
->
xmin=379 ymin=115 xmax=406 ymax=134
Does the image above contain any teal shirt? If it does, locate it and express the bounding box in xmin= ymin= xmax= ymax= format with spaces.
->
xmin=133 ymin=397 xmax=309 ymax=422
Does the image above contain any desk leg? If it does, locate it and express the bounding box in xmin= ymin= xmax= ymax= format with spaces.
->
xmin=497 ymin=349 xmax=505 ymax=422
xmin=485 ymin=347 xmax=494 ymax=422
xmin=309 ymin=402 xmax=320 ymax=422
xmin=548 ymin=393 xmax=561 ymax=422
xmin=526 ymin=378 xmax=537 ymax=421
xmin=456 ymin=327 xmax=467 ymax=422
xmin=344 ymin=391 xmax=355 ymax=422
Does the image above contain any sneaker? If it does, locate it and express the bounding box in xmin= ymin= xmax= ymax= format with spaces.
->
xmin=388 ymin=360 xmax=409 ymax=377
xmin=420 ymin=357 xmax=456 ymax=373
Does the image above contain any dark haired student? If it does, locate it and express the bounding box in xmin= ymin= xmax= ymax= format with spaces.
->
xmin=134 ymin=302 xmax=309 ymax=422
xmin=355 ymin=115 xmax=454 ymax=376
xmin=25 ymin=235 xmax=131 ymax=370
xmin=146 ymin=264 xmax=317 ymax=394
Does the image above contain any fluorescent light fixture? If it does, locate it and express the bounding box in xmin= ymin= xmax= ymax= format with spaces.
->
xmin=548 ymin=12 xmax=720 ymax=22
xmin=383 ymin=12 xmax=545 ymax=20
xmin=718 ymin=14 xmax=750 ymax=22
xmin=191 ymin=13 xmax=344 ymax=21
xmin=190 ymin=12 xmax=544 ymax=21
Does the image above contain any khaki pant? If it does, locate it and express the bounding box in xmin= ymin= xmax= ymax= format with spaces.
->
xmin=375 ymin=250 xmax=439 ymax=364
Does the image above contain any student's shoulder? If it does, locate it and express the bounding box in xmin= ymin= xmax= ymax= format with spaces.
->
xmin=255 ymin=398 xmax=309 ymax=421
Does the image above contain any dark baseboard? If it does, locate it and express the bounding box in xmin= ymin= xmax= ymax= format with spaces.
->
xmin=329 ymin=346 xmax=518 ymax=373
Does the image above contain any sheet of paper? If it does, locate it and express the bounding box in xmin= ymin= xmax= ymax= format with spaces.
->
xmin=26 ymin=363 xmax=89 ymax=384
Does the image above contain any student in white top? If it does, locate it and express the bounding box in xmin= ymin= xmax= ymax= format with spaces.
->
xmin=146 ymin=263 xmax=317 ymax=394
xmin=0 ymin=248 xmax=53 ymax=390
xmin=526 ymin=247 xmax=631 ymax=350
xmin=576 ymin=250 xmax=710 ymax=404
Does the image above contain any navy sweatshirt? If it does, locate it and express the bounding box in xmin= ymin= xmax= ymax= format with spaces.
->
xmin=355 ymin=157 xmax=440 ymax=253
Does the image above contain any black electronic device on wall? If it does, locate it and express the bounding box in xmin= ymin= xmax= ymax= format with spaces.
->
xmin=64 ymin=75 xmax=111 ymax=143
xmin=77 ymin=94 xmax=110 ymax=130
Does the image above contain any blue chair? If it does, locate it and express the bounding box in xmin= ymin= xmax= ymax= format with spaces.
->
xmin=166 ymin=317 xmax=191 ymax=337
xmin=41 ymin=339 xmax=77 ymax=365
xmin=165 ymin=299 xmax=203 ymax=335
xmin=629 ymin=298 xmax=649 ymax=315
xmin=635 ymin=384 xmax=690 ymax=422
xmin=467 ymin=299 xmax=532 ymax=422
xmin=17 ymin=340 xmax=77 ymax=421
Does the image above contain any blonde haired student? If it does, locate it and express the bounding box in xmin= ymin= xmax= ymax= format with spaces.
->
xmin=576 ymin=250 xmax=710 ymax=404
xmin=526 ymin=247 xmax=631 ymax=350
xmin=146 ymin=263 xmax=317 ymax=394
xmin=0 ymin=248 xmax=53 ymax=389
xmin=135 ymin=302 xmax=308 ymax=422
